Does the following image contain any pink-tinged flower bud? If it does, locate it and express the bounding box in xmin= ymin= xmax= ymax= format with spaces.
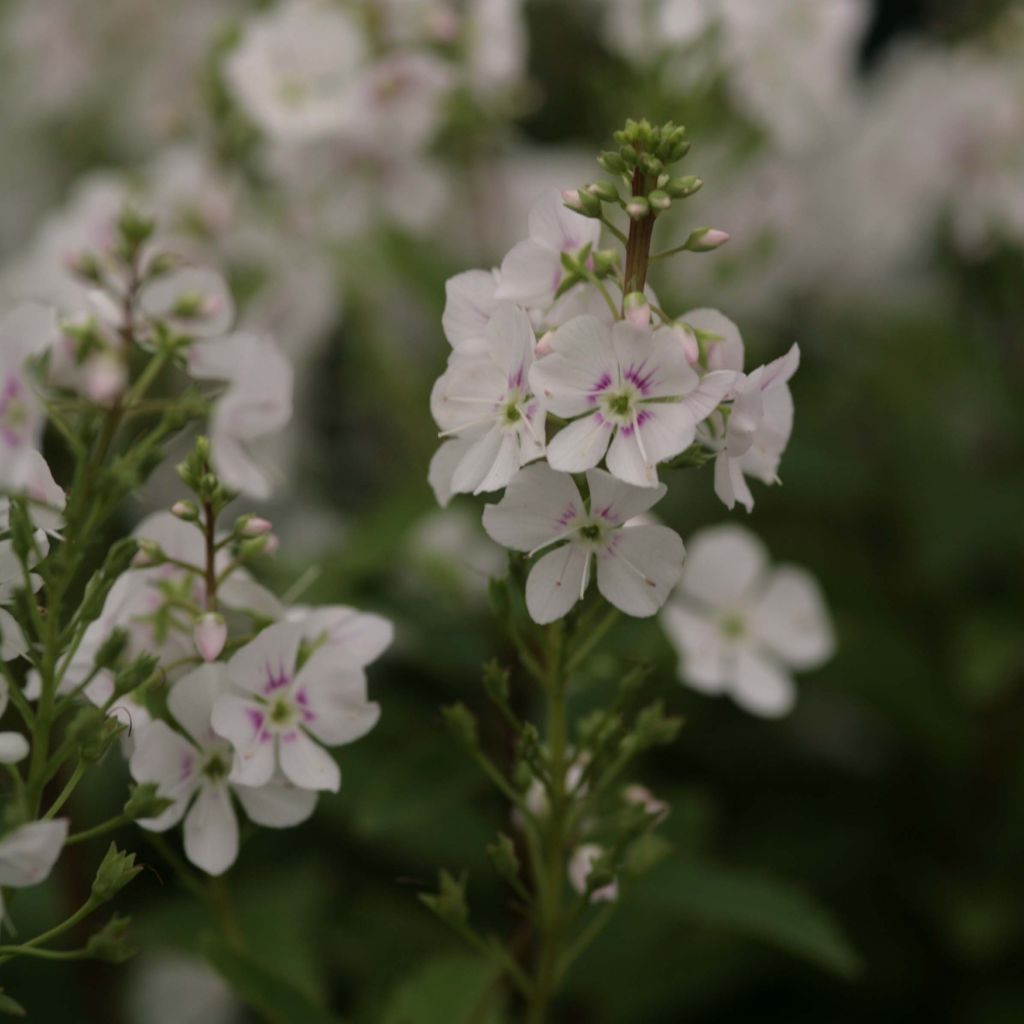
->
xmin=534 ymin=332 xmax=555 ymax=358
xmin=623 ymin=784 xmax=671 ymax=822
xmin=84 ymin=353 xmax=127 ymax=406
xmin=675 ymin=324 xmax=700 ymax=365
xmin=561 ymin=189 xmax=583 ymax=212
xmin=684 ymin=227 xmax=730 ymax=252
xmin=263 ymin=534 xmax=280 ymax=556
xmin=193 ymin=613 xmax=227 ymax=663
xmin=623 ymin=291 xmax=650 ymax=328
xmin=171 ymin=500 xmax=198 ymax=522
xmin=132 ymin=539 xmax=164 ymax=568
xmin=241 ymin=516 xmax=272 ymax=537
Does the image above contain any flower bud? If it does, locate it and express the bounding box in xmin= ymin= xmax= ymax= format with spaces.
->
xmin=193 ymin=613 xmax=227 ymax=662
xmin=534 ymin=332 xmax=554 ymax=358
xmin=91 ymin=844 xmax=142 ymax=906
xmin=239 ymin=515 xmax=273 ymax=537
xmin=676 ymin=324 xmax=700 ymax=365
xmin=625 ymin=197 xmax=651 ymax=221
xmin=132 ymin=539 xmax=164 ymax=567
xmin=683 ymin=227 xmax=730 ymax=253
xmin=586 ymin=180 xmax=619 ymax=203
xmin=665 ymin=175 xmax=703 ymax=199
xmin=562 ymin=188 xmax=582 ymax=212
xmin=623 ymin=292 xmax=651 ymax=328
xmin=171 ymin=500 xmax=199 ymax=522
xmin=648 ymin=189 xmax=671 ymax=212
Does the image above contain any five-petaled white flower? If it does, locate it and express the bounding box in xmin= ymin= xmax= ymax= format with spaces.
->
xmin=431 ymin=303 xmax=546 ymax=498
xmin=482 ymin=464 xmax=684 ymax=624
xmin=130 ymin=664 xmax=317 ymax=875
xmin=0 ymin=304 xmax=58 ymax=491
xmin=661 ymin=524 xmax=834 ymax=718
xmin=495 ymin=190 xmax=602 ymax=309
xmin=211 ymin=621 xmax=380 ymax=793
xmin=531 ymin=315 xmax=735 ymax=487
xmin=0 ymin=678 xmax=29 ymax=764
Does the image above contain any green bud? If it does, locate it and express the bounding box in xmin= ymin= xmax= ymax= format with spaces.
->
xmin=441 ymin=702 xmax=479 ymax=748
xmin=113 ymin=653 xmax=159 ymax=697
xmin=69 ymin=251 xmax=104 ymax=284
xmin=682 ymin=227 xmax=730 ymax=252
xmin=8 ymin=500 xmax=36 ymax=564
xmin=586 ymin=180 xmax=620 ymax=204
xmin=591 ymin=249 xmax=617 ymax=276
xmin=171 ymin=500 xmax=199 ymax=522
xmin=482 ymin=660 xmax=510 ymax=708
xmin=486 ymin=833 xmax=520 ymax=883
xmin=94 ymin=628 xmax=130 ymax=671
xmin=664 ymin=176 xmax=703 ymax=199
xmin=91 ymin=844 xmax=142 ymax=905
xmin=134 ymin=538 xmax=165 ymax=567
xmin=625 ymin=197 xmax=651 ymax=221
xmin=619 ymin=146 xmax=638 ymax=170
xmin=419 ymin=869 xmax=469 ymax=927
xmin=83 ymin=915 xmax=137 ymax=964
xmin=597 ymin=150 xmax=626 ymax=175
xmin=123 ymin=782 xmax=172 ymax=822
xmin=648 ymin=189 xmax=671 ymax=212
xmin=639 ymin=154 xmax=663 ymax=176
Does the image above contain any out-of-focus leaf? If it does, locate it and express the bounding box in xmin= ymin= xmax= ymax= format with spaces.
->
xmin=0 ymin=990 xmax=25 ymax=1017
xmin=201 ymin=934 xmax=341 ymax=1024
xmin=380 ymin=953 xmax=505 ymax=1024
xmin=643 ymin=857 xmax=862 ymax=979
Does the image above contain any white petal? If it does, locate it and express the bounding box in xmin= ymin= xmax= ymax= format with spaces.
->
xmin=0 ymin=732 xmax=29 ymax=764
xmin=0 ymin=819 xmax=68 ymax=888
xmin=661 ymin=605 xmax=729 ymax=694
xmin=443 ymin=269 xmax=500 ymax=351
xmin=0 ymin=608 xmax=28 ymax=662
xmin=605 ymin=424 xmax=658 ymax=487
xmin=612 ymin=321 xmax=699 ymax=399
xmin=482 ymin=464 xmax=583 ymax=552
xmin=681 ymin=308 xmax=745 ymax=372
xmin=295 ymin=648 xmax=381 ymax=746
xmin=450 ymin=428 xmax=504 ymax=495
xmin=279 ymin=730 xmax=340 ymax=792
xmin=681 ymin=525 xmax=768 ymax=609
xmin=485 ymin=303 xmax=535 ymax=382
xmin=211 ymin=695 xmax=276 ymax=788
xmin=713 ymin=453 xmax=754 ymax=513
xmin=753 ymin=343 xmax=800 ymax=393
xmin=733 ymin=647 xmax=796 ymax=718
xmin=529 ymin=315 xmax=616 ymax=418
xmin=183 ymin=783 xmax=239 ymax=876
xmin=596 ymin=525 xmax=684 ymax=617
xmin=290 ymin=606 xmax=393 ymax=668
xmin=495 ymin=240 xmax=561 ymax=306
xmin=430 ymin=354 xmax=505 ymax=432
xmin=428 ymin=438 xmax=473 ymax=508
xmin=585 ymin=467 xmax=666 ymax=524
xmin=234 ymin=781 xmax=318 ymax=828
xmin=527 ymin=189 xmax=601 ymax=253
xmin=226 ymin=621 xmax=303 ymax=696
xmin=680 ymin=369 xmax=737 ymax=424
xmin=129 ymin=721 xmax=198 ymax=831
xmin=218 ymin=571 xmax=285 ymax=619
xmin=547 ymin=414 xmax=613 ymax=474
xmin=526 ymin=543 xmax=590 ymax=624
xmin=738 ymin=384 xmax=793 ymax=484
xmin=749 ymin=567 xmax=835 ymax=670
xmin=168 ymin=664 xmax=228 ymax=747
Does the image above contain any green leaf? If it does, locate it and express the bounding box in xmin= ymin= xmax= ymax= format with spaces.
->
xmin=201 ymin=934 xmax=341 ymax=1024
xmin=0 ymin=990 xmax=25 ymax=1017
xmin=380 ymin=953 xmax=505 ymax=1024
xmin=647 ymin=857 xmax=861 ymax=979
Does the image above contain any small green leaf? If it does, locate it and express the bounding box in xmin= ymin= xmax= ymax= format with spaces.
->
xmin=201 ymin=934 xmax=341 ymax=1024
xmin=649 ymin=857 xmax=861 ymax=978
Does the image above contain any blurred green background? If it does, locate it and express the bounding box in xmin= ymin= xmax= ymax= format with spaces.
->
xmin=3 ymin=0 xmax=1024 ymax=1021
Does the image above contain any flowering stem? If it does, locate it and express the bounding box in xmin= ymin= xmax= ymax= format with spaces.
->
xmin=622 ymin=169 xmax=657 ymax=304
xmin=203 ymin=499 xmax=218 ymax=612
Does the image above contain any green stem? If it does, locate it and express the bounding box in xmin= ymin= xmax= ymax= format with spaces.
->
xmin=64 ymin=813 xmax=130 ymax=847
xmin=43 ymin=761 xmax=86 ymax=819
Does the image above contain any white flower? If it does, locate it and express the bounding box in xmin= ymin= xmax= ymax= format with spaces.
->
xmin=431 ymin=304 xmax=546 ymax=497
xmin=131 ymin=665 xmax=316 ymax=875
xmin=0 ymin=819 xmax=68 ymax=931
xmin=224 ymin=0 xmax=367 ymax=143
xmin=285 ymin=605 xmax=393 ymax=669
xmin=0 ymin=304 xmax=58 ymax=490
xmin=442 ymin=269 xmax=501 ymax=354
xmin=187 ymin=333 xmax=294 ymax=500
xmin=0 ymin=677 xmax=29 ymax=763
xmin=531 ymin=315 xmax=735 ymax=487
xmin=211 ymin=621 xmax=380 ymax=793
xmin=661 ymin=525 xmax=834 ymax=718
xmin=482 ymin=464 xmax=684 ymax=624
xmin=140 ymin=267 xmax=235 ymax=340
xmin=706 ymin=344 xmax=800 ymax=512
xmin=495 ymin=190 xmax=602 ymax=308
xmin=568 ymin=844 xmax=618 ymax=904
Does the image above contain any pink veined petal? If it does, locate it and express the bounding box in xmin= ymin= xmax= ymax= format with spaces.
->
xmin=234 ymin=780 xmax=318 ymax=828
xmin=486 ymin=303 xmax=536 ymax=383
xmin=183 ymin=782 xmax=239 ymax=876
xmin=732 ymin=647 xmax=797 ymax=718
xmin=482 ymin=464 xmax=583 ymax=552
xmin=226 ymin=621 xmax=303 ymax=697
xmin=680 ymin=524 xmax=768 ymax=609
xmin=681 ymin=308 xmax=745 ymax=372
xmin=279 ymin=729 xmax=341 ymax=792
xmin=526 ymin=189 xmax=602 ymax=254
xmin=211 ymin=695 xmax=276 ymax=788
xmin=168 ymin=664 xmax=227 ymax=747
xmin=612 ymin=321 xmax=699 ymax=399
xmin=495 ymin=240 xmax=561 ymax=306
xmin=526 ymin=543 xmax=590 ymax=624
xmin=661 ymin=604 xmax=730 ymax=694
xmin=529 ymin=315 xmax=617 ymax=418
xmin=428 ymin=437 xmax=474 ymax=508
xmin=596 ymin=525 xmax=684 ymax=618
xmin=748 ymin=566 xmax=835 ymax=670
xmin=442 ymin=269 xmax=500 ymax=350
xmin=547 ymin=414 xmax=614 ymax=474
xmin=585 ymin=467 xmax=666 ymax=524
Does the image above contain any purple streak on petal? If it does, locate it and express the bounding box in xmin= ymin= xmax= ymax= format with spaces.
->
xmin=587 ymin=373 xmax=613 ymax=404
xmin=557 ymin=502 xmax=579 ymax=527
xmin=281 ymin=730 xmax=299 ymax=744
xmin=263 ymin=658 xmax=291 ymax=694
xmin=247 ymin=708 xmax=265 ymax=734
xmin=624 ymin=363 xmax=657 ymax=395
xmin=507 ymin=363 xmax=526 ymax=390
xmin=180 ymin=754 xmax=195 ymax=781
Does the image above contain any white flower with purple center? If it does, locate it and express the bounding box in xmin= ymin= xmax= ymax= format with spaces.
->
xmin=131 ymin=664 xmax=316 ymax=875
xmin=0 ymin=304 xmax=58 ymax=491
xmin=661 ymin=524 xmax=834 ymax=718
xmin=482 ymin=464 xmax=685 ymax=624
xmin=530 ymin=315 xmax=735 ymax=488
xmin=211 ymin=621 xmax=380 ymax=793
xmin=430 ymin=303 xmax=547 ymax=499
xmin=495 ymin=190 xmax=602 ymax=309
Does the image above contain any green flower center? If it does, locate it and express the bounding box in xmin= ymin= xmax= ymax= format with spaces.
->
xmin=269 ymin=698 xmax=295 ymax=727
xmin=719 ymin=613 xmax=746 ymax=639
xmin=202 ymin=753 xmax=230 ymax=782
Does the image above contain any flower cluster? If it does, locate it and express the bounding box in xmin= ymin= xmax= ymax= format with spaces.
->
xmin=429 ymin=120 xmax=803 ymax=625
xmin=0 ymin=203 xmax=391 ymax=967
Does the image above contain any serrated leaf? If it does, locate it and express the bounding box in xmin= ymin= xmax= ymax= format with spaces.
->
xmin=201 ymin=934 xmax=341 ymax=1024
xmin=647 ymin=857 xmax=861 ymax=978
